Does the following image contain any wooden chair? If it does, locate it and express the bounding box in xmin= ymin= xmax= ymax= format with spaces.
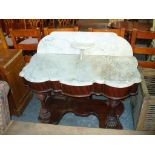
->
xmin=3 ymin=19 xmax=14 ymax=34
xmin=43 ymin=26 xmax=79 ymax=36
xmin=10 ymin=28 xmax=41 ymax=62
xmin=130 ymin=29 xmax=155 ymax=68
xmin=1 ymin=20 xmax=17 ymax=47
xmin=24 ymin=19 xmax=43 ymax=35
xmin=25 ymin=19 xmax=43 ymax=29
xmin=57 ymin=19 xmax=77 ymax=28
xmin=0 ymin=28 xmax=8 ymax=49
xmin=48 ymin=19 xmax=55 ymax=28
xmin=88 ymin=28 xmax=125 ymax=37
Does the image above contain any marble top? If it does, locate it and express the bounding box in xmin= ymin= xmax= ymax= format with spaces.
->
xmin=20 ymin=32 xmax=141 ymax=88
xmin=37 ymin=32 xmax=133 ymax=56
xmin=20 ymin=53 xmax=141 ymax=88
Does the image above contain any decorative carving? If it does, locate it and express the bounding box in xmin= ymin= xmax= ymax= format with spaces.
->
xmin=36 ymin=94 xmax=124 ymax=129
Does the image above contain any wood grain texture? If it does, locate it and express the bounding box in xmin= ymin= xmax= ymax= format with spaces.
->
xmin=0 ymin=28 xmax=8 ymax=49
xmin=10 ymin=28 xmax=41 ymax=62
xmin=88 ymin=28 xmax=125 ymax=38
xmin=111 ymin=21 xmax=152 ymax=32
xmin=23 ymin=79 xmax=138 ymax=99
xmin=43 ymin=27 xmax=79 ymax=36
xmin=57 ymin=19 xmax=78 ymax=28
xmin=130 ymin=29 xmax=155 ymax=69
xmin=41 ymin=95 xmax=124 ymax=129
xmin=0 ymin=49 xmax=32 ymax=115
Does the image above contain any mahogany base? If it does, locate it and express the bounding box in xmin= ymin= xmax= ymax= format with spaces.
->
xmin=38 ymin=94 xmax=124 ymax=129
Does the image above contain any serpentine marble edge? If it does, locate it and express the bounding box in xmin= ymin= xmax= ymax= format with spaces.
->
xmin=20 ymin=32 xmax=141 ymax=88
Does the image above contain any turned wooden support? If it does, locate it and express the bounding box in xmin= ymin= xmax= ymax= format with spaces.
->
xmin=37 ymin=93 xmax=51 ymax=123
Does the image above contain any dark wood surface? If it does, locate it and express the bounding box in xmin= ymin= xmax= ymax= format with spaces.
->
xmin=24 ymin=79 xmax=138 ymax=129
xmin=78 ymin=19 xmax=109 ymax=31
xmin=111 ymin=21 xmax=152 ymax=42
xmin=88 ymin=27 xmax=125 ymax=37
xmin=24 ymin=79 xmax=138 ymax=99
xmin=111 ymin=21 xmax=152 ymax=32
xmin=10 ymin=28 xmax=41 ymax=63
xmin=0 ymin=48 xmax=32 ymax=115
xmin=0 ymin=28 xmax=8 ymax=49
xmin=43 ymin=27 xmax=79 ymax=36
xmin=38 ymin=94 xmax=124 ymax=129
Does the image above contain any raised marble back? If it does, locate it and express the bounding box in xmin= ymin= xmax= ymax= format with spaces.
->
xmin=37 ymin=32 xmax=133 ymax=56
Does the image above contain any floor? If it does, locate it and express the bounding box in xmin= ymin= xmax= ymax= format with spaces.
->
xmin=12 ymin=94 xmax=134 ymax=130
xmin=6 ymin=121 xmax=152 ymax=135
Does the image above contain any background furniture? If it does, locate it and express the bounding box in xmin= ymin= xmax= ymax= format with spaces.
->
xmin=57 ymin=19 xmax=78 ymax=28
xmin=111 ymin=20 xmax=152 ymax=41
xmin=111 ymin=20 xmax=152 ymax=32
xmin=78 ymin=19 xmax=109 ymax=31
xmin=130 ymin=29 xmax=155 ymax=68
xmin=0 ymin=28 xmax=8 ymax=49
xmin=0 ymin=48 xmax=32 ymax=116
xmin=48 ymin=19 xmax=55 ymax=28
xmin=0 ymin=81 xmax=10 ymax=133
xmin=2 ymin=19 xmax=14 ymax=34
xmin=2 ymin=20 xmax=26 ymax=33
xmin=10 ymin=28 xmax=41 ymax=62
xmin=43 ymin=26 xmax=79 ymax=36
xmin=24 ymin=19 xmax=43 ymax=29
xmin=0 ymin=19 xmax=25 ymax=48
xmin=88 ymin=28 xmax=125 ymax=37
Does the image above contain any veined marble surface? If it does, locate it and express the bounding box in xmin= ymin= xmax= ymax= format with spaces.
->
xmin=20 ymin=32 xmax=141 ymax=88
xmin=37 ymin=32 xmax=133 ymax=56
xmin=20 ymin=53 xmax=141 ymax=88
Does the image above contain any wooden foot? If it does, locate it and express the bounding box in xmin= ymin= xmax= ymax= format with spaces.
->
xmin=37 ymin=93 xmax=51 ymax=123
xmin=105 ymin=99 xmax=124 ymax=129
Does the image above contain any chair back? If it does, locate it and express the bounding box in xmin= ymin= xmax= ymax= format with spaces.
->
xmin=48 ymin=19 xmax=55 ymax=28
xmin=10 ymin=28 xmax=41 ymax=50
xmin=3 ymin=19 xmax=14 ymax=34
xmin=88 ymin=28 xmax=125 ymax=37
xmin=57 ymin=19 xmax=77 ymax=28
xmin=25 ymin=19 xmax=43 ymax=29
xmin=43 ymin=26 xmax=79 ymax=36
xmin=0 ymin=28 xmax=8 ymax=49
xmin=130 ymin=29 xmax=155 ymax=68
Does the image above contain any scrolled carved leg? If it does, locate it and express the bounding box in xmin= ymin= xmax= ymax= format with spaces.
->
xmin=37 ymin=93 xmax=51 ymax=123
xmin=105 ymin=99 xmax=124 ymax=129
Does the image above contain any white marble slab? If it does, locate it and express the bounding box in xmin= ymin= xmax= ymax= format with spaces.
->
xmin=20 ymin=32 xmax=141 ymax=88
xmin=37 ymin=32 xmax=133 ymax=56
xmin=20 ymin=53 xmax=141 ymax=88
